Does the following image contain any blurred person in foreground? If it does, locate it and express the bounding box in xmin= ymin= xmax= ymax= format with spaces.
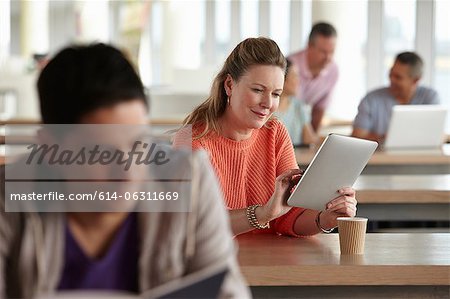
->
xmin=0 ymin=43 xmax=250 ymax=298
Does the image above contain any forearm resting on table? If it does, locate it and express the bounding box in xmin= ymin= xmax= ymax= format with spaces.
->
xmin=228 ymin=207 xmax=270 ymax=236
xmin=293 ymin=209 xmax=333 ymax=236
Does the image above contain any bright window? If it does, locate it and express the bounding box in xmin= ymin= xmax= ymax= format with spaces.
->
xmin=434 ymin=0 xmax=450 ymax=133
xmin=327 ymin=1 xmax=368 ymax=121
xmin=382 ymin=0 xmax=416 ymax=84
xmin=269 ymin=0 xmax=290 ymax=55
xmin=150 ymin=1 xmax=163 ymax=85
xmin=169 ymin=0 xmax=205 ymax=69
xmin=0 ymin=0 xmax=10 ymax=63
xmin=241 ymin=0 xmax=258 ymax=39
xmin=77 ymin=0 xmax=110 ymax=43
xmin=215 ymin=0 xmax=231 ymax=61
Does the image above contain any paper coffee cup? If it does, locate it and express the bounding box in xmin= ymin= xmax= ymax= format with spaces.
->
xmin=339 ymin=253 xmax=366 ymax=265
xmin=337 ymin=217 xmax=368 ymax=255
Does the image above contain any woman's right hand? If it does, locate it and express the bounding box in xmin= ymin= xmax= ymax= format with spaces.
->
xmin=257 ymin=169 xmax=303 ymax=223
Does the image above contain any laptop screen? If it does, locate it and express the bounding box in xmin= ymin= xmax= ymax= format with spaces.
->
xmin=384 ymin=105 xmax=447 ymax=149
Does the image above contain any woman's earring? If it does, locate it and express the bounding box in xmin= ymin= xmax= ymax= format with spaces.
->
xmin=227 ymin=96 xmax=230 ymax=106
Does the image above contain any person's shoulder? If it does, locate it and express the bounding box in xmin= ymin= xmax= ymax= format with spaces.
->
xmin=265 ymin=118 xmax=284 ymax=131
xmin=263 ymin=120 xmax=295 ymax=161
xmin=288 ymin=48 xmax=306 ymax=57
xmin=152 ymin=145 xmax=212 ymax=183
xmin=295 ymin=99 xmax=312 ymax=115
xmin=156 ymin=143 xmax=209 ymax=162
xmin=288 ymin=49 xmax=307 ymax=63
xmin=417 ymin=86 xmax=439 ymax=99
xmin=417 ymin=85 xmax=436 ymax=92
xmin=291 ymin=97 xmax=302 ymax=108
xmin=172 ymin=125 xmax=191 ymax=147
xmin=263 ymin=119 xmax=290 ymax=140
xmin=173 ymin=123 xmax=209 ymax=150
xmin=328 ymin=59 xmax=339 ymax=72
xmin=290 ymin=97 xmax=305 ymax=111
xmin=363 ymin=87 xmax=391 ymax=101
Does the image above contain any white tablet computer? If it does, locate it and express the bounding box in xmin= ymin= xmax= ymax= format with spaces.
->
xmin=287 ymin=134 xmax=378 ymax=210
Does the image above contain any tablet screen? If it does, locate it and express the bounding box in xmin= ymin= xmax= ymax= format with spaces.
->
xmin=287 ymin=134 xmax=377 ymax=210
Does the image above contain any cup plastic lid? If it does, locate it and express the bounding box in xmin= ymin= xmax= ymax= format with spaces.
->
xmin=337 ymin=217 xmax=368 ymax=221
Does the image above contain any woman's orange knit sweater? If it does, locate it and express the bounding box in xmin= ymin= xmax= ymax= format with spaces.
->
xmin=174 ymin=119 xmax=306 ymax=237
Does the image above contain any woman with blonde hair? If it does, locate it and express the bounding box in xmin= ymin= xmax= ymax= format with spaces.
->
xmin=174 ymin=37 xmax=357 ymax=236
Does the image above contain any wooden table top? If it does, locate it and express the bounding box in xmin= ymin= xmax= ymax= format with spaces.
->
xmin=296 ymin=144 xmax=450 ymax=166
xmin=237 ymin=233 xmax=450 ymax=286
xmin=355 ymin=174 xmax=450 ymax=204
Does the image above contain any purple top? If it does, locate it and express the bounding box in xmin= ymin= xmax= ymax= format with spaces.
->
xmin=58 ymin=213 xmax=139 ymax=293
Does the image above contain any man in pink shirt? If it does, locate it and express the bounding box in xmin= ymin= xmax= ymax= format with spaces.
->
xmin=289 ymin=22 xmax=338 ymax=132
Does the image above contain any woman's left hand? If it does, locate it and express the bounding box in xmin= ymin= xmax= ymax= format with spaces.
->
xmin=320 ymin=187 xmax=357 ymax=229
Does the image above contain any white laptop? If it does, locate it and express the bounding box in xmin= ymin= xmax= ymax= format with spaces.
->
xmin=384 ymin=105 xmax=447 ymax=150
xmin=287 ymin=134 xmax=377 ymax=210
